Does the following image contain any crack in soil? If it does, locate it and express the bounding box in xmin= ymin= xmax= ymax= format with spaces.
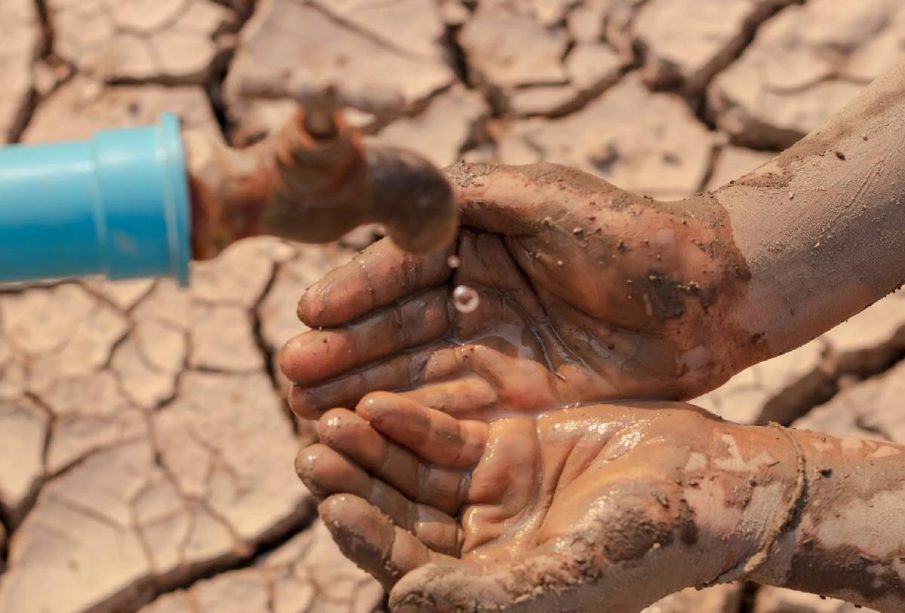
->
xmin=4 ymin=2 xmax=905 ymax=611
xmin=674 ymin=0 xmax=806 ymax=132
xmin=306 ymin=0 xmax=435 ymax=64
xmin=138 ymin=501 xmax=319 ymax=612
xmin=6 ymin=0 xmax=52 ymax=142
xmin=737 ymin=580 xmax=760 ymax=613
xmin=252 ymin=256 xmax=299 ymax=435
xmin=204 ymin=0 xmax=257 ymax=144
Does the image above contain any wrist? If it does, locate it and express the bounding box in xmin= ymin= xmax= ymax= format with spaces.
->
xmin=683 ymin=420 xmax=803 ymax=586
xmin=749 ymin=428 xmax=905 ymax=609
xmin=651 ymin=194 xmax=775 ymax=389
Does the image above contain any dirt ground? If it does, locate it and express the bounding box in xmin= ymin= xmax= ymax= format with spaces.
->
xmin=1 ymin=0 xmax=904 ymax=611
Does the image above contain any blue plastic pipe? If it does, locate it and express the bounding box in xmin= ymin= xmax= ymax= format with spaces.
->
xmin=0 ymin=114 xmax=191 ymax=286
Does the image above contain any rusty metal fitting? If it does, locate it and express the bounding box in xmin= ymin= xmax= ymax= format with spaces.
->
xmin=185 ymin=86 xmax=458 ymax=258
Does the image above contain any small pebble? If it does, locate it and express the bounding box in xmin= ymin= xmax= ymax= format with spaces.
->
xmin=452 ymin=285 xmax=480 ymax=313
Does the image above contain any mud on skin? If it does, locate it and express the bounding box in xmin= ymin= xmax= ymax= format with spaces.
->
xmin=751 ymin=432 xmax=905 ymax=611
xmin=280 ymin=61 xmax=905 ymax=613
xmin=299 ymin=394 xmax=870 ymax=612
xmin=713 ymin=63 xmax=905 ymax=357
xmin=281 ymin=160 xmax=773 ymax=425
xmin=298 ymin=391 xmax=905 ymax=612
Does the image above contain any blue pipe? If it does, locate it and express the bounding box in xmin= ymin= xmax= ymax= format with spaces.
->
xmin=0 ymin=114 xmax=191 ymax=286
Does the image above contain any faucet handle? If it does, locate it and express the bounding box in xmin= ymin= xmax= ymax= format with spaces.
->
xmin=289 ymin=78 xmax=405 ymax=137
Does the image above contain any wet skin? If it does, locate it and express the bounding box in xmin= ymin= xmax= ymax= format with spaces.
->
xmin=297 ymin=392 xmax=803 ymax=612
xmin=300 ymin=392 xmax=905 ymax=612
xmin=282 ymin=62 xmax=905 ymax=610
xmin=281 ymin=162 xmax=766 ymax=421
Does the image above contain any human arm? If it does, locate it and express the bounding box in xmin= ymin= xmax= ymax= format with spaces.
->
xmin=299 ymin=394 xmax=905 ymax=612
xmin=279 ymin=62 xmax=905 ymax=419
xmin=748 ymin=426 xmax=905 ymax=610
xmin=713 ymin=61 xmax=905 ymax=356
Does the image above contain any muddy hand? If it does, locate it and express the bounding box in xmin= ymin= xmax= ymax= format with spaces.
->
xmin=296 ymin=392 xmax=807 ymax=612
xmin=281 ymin=162 xmax=765 ymax=420
xmin=184 ymin=86 xmax=457 ymax=259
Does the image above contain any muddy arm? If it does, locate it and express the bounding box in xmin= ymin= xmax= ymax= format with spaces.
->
xmin=298 ymin=390 xmax=905 ymax=612
xmin=748 ymin=426 xmax=905 ymax=611
xmin=714 ymin=62 xmax=905 ymax=356
xmin=278 ymin=63 xmax=905 ymax=415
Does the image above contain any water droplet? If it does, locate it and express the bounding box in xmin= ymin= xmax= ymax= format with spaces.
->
xmin=447 ymin=255 xmax=461 ymax=269
xmin=452 ymin=285 xmax=479 ymax=313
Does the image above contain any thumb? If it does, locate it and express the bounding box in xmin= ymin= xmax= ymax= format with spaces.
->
xmin=389 ymin=563 xmax=512 ymax=612
xmin=389 ymin=547 xmax=612 ymax=612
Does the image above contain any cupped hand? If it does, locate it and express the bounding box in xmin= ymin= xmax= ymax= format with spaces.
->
xmin=280 ymin=162 xmax=767 ymax=420
xmin=296 ymin=392 xmax=800 ymax=612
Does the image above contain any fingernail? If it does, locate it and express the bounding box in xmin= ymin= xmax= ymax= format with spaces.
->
xmin=357 ymin=391 xmax=392 ymax=417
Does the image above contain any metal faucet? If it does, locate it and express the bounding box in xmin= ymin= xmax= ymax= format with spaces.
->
xmin=0 ymin=87 xmax=458 ymax=285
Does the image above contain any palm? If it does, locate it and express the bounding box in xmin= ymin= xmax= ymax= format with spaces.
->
xmin=281 ymin=162 xmax=761 ymax=420
xmin=447 ymin=404 xmax=703 ymax=567
xmin=297 ymin=395 xmax=791 ymax=612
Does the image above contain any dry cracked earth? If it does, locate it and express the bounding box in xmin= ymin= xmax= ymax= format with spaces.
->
xmin=1 ymin=0 xmax=904 ymax=611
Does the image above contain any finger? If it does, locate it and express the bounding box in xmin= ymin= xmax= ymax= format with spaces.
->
xmin=398 ymin=376 xmax=499 ymax=418
xmin=296 ymin=445 xmax=460 ymax=555
xmin=297 ymin=238 xmax=452 ymax=328
xmin=319 ymin=494 xmax=453 ymax=591
xmin=281 ymin=287 xmax=451 ymax=384
xmin=296 ymin=443 xmax=367 ymax=498
xmin=357 ymin=391 xmax=488 ymax=469
xmin=318 ymin=408 xmax=467 ymax=514
xmin=288 ymin=341 xmax=455 ymax=420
